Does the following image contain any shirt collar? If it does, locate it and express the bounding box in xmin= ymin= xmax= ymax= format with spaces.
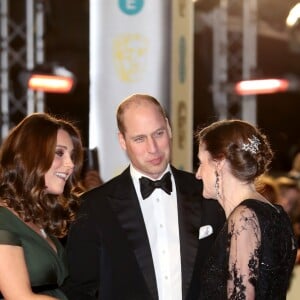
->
xmin=130 ymin=164 xmax=171 ymax=181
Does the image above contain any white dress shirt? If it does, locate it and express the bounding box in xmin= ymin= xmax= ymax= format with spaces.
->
xmin=131 ymin=165 xmax=182 ymax=300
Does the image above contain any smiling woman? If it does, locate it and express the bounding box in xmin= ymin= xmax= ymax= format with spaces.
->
xmin=44 ymin=129 xmax=76 ymax=195
xmin=0 ymin=113 xmax=84 ymax=299
xmin=195 ymin=119 xmax=297 ymax=299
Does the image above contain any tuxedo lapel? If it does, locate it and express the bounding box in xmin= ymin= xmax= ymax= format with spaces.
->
xmin=109 ymin=169 xmax=158 ymax=300
xmin=173 ymin=169 xmax=203 ymax=300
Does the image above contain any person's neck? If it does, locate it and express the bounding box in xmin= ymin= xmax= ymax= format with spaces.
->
xmin=221 ymin=177 xmax=265 ymax=218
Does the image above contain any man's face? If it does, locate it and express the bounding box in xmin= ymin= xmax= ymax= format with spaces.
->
xmin=118 ymin=102 xmax=171 ymax=179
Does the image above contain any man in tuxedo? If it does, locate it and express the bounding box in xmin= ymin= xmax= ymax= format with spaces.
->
xmin=63 ymin=94 xmax=225 ymax=300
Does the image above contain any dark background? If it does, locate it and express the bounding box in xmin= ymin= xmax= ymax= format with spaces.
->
xmin=44 ymin=0 xmax=89 ymax=146
xmin=40 ymin=0 xmax=300 ymax=173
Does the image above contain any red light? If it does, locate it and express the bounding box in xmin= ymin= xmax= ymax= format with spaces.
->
xmin=28 ymin=74 xmax=74 ymax=93
xmin=235 ymin=79 xmax=290 ymax=95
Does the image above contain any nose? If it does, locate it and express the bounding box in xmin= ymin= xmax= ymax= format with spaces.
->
xmin=65 ymin=154 xmax=75 ymax=170
xmin=147 ymin=137 xmax=158 ymax=153
xmin=195 ymin=167 xmax=201 ymax=180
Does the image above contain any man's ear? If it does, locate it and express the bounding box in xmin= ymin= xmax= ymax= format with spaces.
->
xmin=166 ymin=118 xmax=172 ymax=138
xmin=118 ymin=132 xmax=127 ymax=151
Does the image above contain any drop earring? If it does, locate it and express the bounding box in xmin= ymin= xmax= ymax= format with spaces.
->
xmin=215 ymin=171 xmax=221 ymax=200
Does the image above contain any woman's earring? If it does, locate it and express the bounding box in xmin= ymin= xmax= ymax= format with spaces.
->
xmin=215 ymin=171 xmax=221 ymax=200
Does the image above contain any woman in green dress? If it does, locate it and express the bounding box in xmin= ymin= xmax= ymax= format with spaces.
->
xmin=0 ymin=113 xmax=84 ymax=299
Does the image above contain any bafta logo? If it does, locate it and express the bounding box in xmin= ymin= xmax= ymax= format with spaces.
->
xmin=113 ymin=34 xmax=148 ymax=82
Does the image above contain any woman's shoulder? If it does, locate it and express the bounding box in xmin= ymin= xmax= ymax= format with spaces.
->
xmin=0 ymin=207 xmax=22 ymax=245
xmin=230 ymin=200 xmax=259 ymax=216
xmin=0 ymin=206 xmax=19 ymax=222
xmin=240 ymin=199 xmax=286 ymax=218
xmin=229 ymin=202 xmax=259 ymax=226
xmin=0 ymin=206 xmax=25 ymax=232
xmin=229 ymin=199 xmax=290 ymax=232
xmin=236 ymin=199 xmax=280 ymax=215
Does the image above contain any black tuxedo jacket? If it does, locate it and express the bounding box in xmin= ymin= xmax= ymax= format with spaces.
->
xmin=62 ymin=166 xmax=225 ymax=300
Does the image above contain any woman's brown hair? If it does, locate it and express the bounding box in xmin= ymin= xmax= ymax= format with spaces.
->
xmin=0 ymin=113 xmax=83 ymax=237
xmin=196 ymin=119 xmax=273 ymax=182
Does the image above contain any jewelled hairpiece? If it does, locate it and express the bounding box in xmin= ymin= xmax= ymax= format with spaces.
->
xmin=241 ymin=135 xmax=261 ymax=154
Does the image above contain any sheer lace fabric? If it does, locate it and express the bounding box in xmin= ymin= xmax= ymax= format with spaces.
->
xmin=199 ymin=199 xmax=297 ymax=300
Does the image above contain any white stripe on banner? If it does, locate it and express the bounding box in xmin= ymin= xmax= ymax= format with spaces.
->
xmin=89 ymin=0 xmax=171 ymax=182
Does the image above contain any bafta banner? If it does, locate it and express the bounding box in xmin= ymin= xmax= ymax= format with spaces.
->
xmin=170 ymin=0 xmax=194 ymax=172
xmin=89 ymin=0 xmax=171 ymax=181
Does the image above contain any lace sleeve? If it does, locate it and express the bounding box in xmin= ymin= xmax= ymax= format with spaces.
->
xmin=227 ymin=205 xmax=261 ymax=299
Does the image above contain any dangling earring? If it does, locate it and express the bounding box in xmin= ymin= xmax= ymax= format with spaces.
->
xmin=215 ymin=171 xmax=221 ymax=200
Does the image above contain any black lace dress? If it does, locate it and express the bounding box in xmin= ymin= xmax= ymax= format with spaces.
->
xmin=199 ymin=199 xmax=297 ymax=300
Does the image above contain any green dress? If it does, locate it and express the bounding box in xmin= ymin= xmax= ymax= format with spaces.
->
xmin=0 ymin=207 xmax=68 ymax=299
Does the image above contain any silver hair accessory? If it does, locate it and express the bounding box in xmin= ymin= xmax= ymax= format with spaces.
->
xmin=241 ymin=135 xmax=261 ymax=154
xmin=215 ymin=171 xmax=221 ymax=199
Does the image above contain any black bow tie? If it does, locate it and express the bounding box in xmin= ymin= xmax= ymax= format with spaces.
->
xmin=139 ymin=172 xmax=172 ymax=200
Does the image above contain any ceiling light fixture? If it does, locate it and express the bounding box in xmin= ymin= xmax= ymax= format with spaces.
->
xmin=234 ymin=78 xmax=290 ymax=95
xmin=27 ymin=65 xmax=75 ymax=93
xmin=286 ymin=3 xmax=300 ymax=27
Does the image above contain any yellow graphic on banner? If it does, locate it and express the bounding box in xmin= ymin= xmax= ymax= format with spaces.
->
xmin=113 ymin=34 xmax=148 ymax=82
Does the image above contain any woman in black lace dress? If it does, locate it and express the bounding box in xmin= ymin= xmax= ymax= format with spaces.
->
xmin=195 ymin=119 xmax=297 ymax=300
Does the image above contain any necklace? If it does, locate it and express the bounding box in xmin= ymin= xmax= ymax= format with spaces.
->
xmin=40 ymin=228 xmax=48 ymax=239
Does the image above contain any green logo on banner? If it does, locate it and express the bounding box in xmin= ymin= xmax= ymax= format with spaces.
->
xmin=119 ymin=0 xmax=144 ymax=15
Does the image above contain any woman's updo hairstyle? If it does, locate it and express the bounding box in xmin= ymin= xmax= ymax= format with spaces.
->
xmin=196 ymin=119 xmax=273 ymax=182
